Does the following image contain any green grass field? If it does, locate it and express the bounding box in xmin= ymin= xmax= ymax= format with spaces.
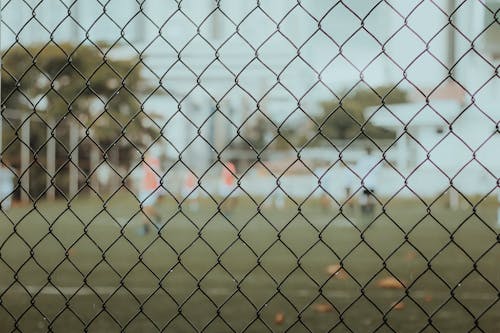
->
xmin=0 ymin=192 xmax=499 ymax=332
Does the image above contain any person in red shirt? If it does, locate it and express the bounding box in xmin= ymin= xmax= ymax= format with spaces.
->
xmin=138 ymin=153 xmax=162 ymax=235
xmin=218 ymin=160 xmax=238 ymax=211
xmin=182 ymin=170 xmax=199 ymax=211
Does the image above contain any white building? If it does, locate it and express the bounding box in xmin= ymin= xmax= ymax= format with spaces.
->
xmin=362 ymin=0 xmax=499 ymax=197
xmin=365 ymin=97 xmax=498 ymax=197
xmin=1 ymin=0 xmax=498 ymax=189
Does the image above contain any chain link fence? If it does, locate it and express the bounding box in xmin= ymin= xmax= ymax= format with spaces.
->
xmin=1 ymin=0 xmax=499 ymax=332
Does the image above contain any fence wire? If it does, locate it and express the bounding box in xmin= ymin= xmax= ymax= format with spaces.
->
xmin=0 ymin=0 xmax=499 ymax=332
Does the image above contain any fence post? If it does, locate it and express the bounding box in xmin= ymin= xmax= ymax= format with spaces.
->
xmin=90 ymin=142 xmax=100 ymax=193
xmin=397 ymin=129 xmax=409 ymax=173
xmin=0 ymin=5 xmax=2 ymax=163
xmin=20 ymin=114 xmax=30 ymax=202
xmin=0 ymin=113 xmax=2 ymax=160
xmin=46 ymin=120 xmax=55 ymax=200
xmin=214 ymin=110 xmax=226 ymax=152
xmin=447 ymin=0 xmax=456 ymax=73
xmin=69 ymin=121 xmax=79 ymax=197
xmin=449 ymin=187 xmax=460 ymax=210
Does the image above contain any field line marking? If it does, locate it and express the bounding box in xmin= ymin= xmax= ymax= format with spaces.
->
xmin=1 ymin=285 xmax=496 ymax=301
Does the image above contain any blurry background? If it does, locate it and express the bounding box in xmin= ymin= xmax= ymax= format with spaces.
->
xmin=1 ymin=0 xmax=498 ymax=201
xmin=0 ymin=0 xmax=499 ymax=332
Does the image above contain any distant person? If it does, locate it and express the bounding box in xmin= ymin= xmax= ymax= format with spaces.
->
xmin=96 ymin=162 xmax=112 ymax=194
xmin=0 ymin=163 xmax=15 ymax=210
xmin=258 ymin=169 xmax=284 ymax=210
xmin=138 ymin=153 xmax=163 ymax=235
xmin=314 ymin=163 xmax=333 ymax=210
xmin=182 ymin=170 xmax=199 ymax=211
xmin=219 ymin=160 xmax=238 ymax=211
xmin=355 ymin=147 xmax=380 ymax=216
xmin=340 ymin=164 xmax=355 ymax=210
xmin=269 ymin=183 xmax=285 ymax=210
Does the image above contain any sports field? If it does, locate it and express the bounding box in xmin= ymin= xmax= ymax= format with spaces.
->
xmin=0 ymin=192 xmax=498 ymax=332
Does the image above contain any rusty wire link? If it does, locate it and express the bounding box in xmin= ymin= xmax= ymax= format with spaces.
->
xmin=0 ymin=0 xmax=499 ymax=332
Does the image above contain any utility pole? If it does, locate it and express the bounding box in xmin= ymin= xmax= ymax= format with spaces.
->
xmin=447 ymin=0 xmax=456 ymax=75
xmin=69 ymin=121 xmax=79 ymax=198
xmin=46 ymin=120 xmax=55 ymax=200
xmin=20 ymin=114 xmax=30 ymax=202
xmin=90 ymin=141 xmax=100 ymax=193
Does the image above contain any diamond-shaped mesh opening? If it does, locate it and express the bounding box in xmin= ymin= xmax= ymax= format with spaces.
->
xmin=259 ymin=241 xmax=298 ymax=283
xmin=49 ymin=259 xmax=85 ymax=289
xmin=238 ymin=7 xmax=276 ymax=48
xmin=218 ymin=291 xmax=256 ymax=332
xmin=280 ymin=59 xmax=317 ymax=98
xmin=431 ymin=242 xmax=473 ymax=286
xmin=258 ymin=35 xmax=297 ymax=74
xmin=1 ymin=1 xmax=499 ymax=332
xmin=454 ymin=215 xmax=497 ymax=258
xmin=343 ymin=30 xmax=383 ymax=70
xmin=342 ymin=296 xmax=384 ymax=332
xmin=279 ymin=215 xmax=318 ymax=256
xmin=454 ymin=270 xmax=498 ymax=316
xmin=387 ymin=27 xmax=428 ymax=69
xmin=343 ymin=242 xmax=384 ymax=285
xmin=49 ymin=309 xmax=86 ymax=332
xmin=363 ymin=215 xmax=406 ymax=258
xmin=279 ymin=6 xmax=318 ymax=47
xmin=86 ymin=311 xmax=121 ymax=332
xmin=181 ymin=290 xmax=220 ymax=330
xmin=434 ymin=298 xmax=477 ymax=332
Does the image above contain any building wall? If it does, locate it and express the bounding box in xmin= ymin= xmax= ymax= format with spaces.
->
xmin=1 ymin=1 xmax=497 ymax=174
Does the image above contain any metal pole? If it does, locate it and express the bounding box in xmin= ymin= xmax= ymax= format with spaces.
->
xmin=90 ymin=142 xmax=100 ymax=193
xmin=0 ymin=114 xmax=3 ymax=161
xmin=0 ymin=6 xmax=2 ymax=161
xmin=46 ymin=120 xmax=55 ymax=200
xmin=72 ymin=1 xmax=80 ymax=39
xmin=214 ymin=109 xmax=225 ymax=152
xmin=69 ymin=121 xmax=79 ymax=197
xmin=449 ymin=187 xmax=459 ymax=210
xmin=447 ymin=0 xmax=456 ymax=74
xmin=0 ymin=0 xmax=2 ymax=159
xmin=20 ymin=114 xmax=30 ymax=202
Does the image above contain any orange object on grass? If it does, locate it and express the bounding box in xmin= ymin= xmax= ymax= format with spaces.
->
xmin=391 ymin=301 xmax=406 ymax=310
xmin=274 ymin=311 xmax=285 ymax=325
xmin=326 ymin=264 xmax=348 ymax=280
xmin=404 ymin=251 xmax=417 ymax=261
xmin=376 ymin=276 xmax=406 ymax=289
xmin=313 ymin=303 xmax=334 ymax=313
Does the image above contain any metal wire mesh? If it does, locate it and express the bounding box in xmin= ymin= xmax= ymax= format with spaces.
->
xmin=0 ymin=0 xmax=499 ymax=332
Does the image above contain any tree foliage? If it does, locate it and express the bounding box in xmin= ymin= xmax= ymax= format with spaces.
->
xmin=1 ymin=43 xmax=160 ymax=197
xmin=1 ymin=42 xmax=157 ymax=148
xmin=317 ymin=86 xmax=408 ymax=141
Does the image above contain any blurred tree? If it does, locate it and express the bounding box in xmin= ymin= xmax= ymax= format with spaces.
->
xmin=317 ymin=86 xmax=408 ymax=141
xmin=240 ymin=86 xmax=409 ymax=153
xmin=1 ymin=42 xmax=157 ymax=147
xmin=1 ymin=43 xmax=159 ymax=197
xmin=239 ymin=115 xmax=309 ymax=151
